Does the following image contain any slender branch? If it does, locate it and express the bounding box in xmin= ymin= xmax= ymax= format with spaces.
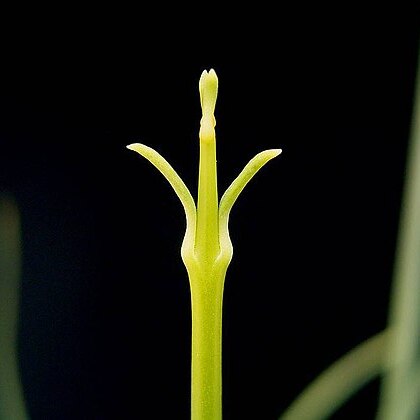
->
xmin=126 ymin=143 xmax=197 ymax=258
xmin=126 ymin=143 xmax=196 ymax=224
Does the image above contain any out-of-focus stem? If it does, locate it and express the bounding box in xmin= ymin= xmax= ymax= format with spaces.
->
xmin=279 ymin=330 xmax=389 ymax=420
xmin=376 ymin=45 xmax=420 ymax=420
xmin=0 ymin=195 xmax=29 ymax=420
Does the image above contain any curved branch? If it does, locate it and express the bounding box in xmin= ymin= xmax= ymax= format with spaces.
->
xmin=218 ymin=149 xmax=281 ymax=262
xmin=279 ymin=330 xmax=390 ymax=420
xmin=127 ymin=143 xmax=196 ymax=252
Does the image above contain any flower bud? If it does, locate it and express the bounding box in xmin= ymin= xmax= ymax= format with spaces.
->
xmin=199 ymin=69 xmax=218 ymax=143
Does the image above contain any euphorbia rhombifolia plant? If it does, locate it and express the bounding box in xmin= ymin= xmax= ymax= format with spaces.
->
xmin=127 ymin=69 xmax=281 ymax=420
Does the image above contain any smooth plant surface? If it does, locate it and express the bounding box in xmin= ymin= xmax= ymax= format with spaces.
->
xmin=127 ymin=69 xmax=281 ymax=419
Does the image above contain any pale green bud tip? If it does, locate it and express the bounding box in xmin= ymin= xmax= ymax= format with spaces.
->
xmin=199 ymin=69 xmax=218 ymax=143
xmin=199 ymin=68 xmax=218 ymax=117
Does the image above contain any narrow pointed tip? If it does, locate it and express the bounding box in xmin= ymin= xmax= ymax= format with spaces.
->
xmin=265 ymin=148 xmax=282 ymax=158
xmin=127 ymin=143 xmax=148 ymax=154
xmin=207 ymin=68 xmax=218 ymax=85
xmin=199 ymin=69 xmax=208 ymax=85
xmin=253 ymin=148 xmax=283 ymax=163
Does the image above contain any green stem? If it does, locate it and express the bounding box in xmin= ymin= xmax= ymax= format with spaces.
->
xmin=191 ymin=69 xmax=223 ymax=420
xmin=190 ymin=270 xmax=224 ymax=420
xmin=196 ymin=138 xmax=219 ymax=262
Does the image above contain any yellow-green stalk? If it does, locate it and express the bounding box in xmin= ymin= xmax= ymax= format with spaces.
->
xmin=127 ymin=69 xmax=281 ymax=419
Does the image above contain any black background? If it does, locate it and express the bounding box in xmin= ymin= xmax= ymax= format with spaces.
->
xmin=1 ymin=7 xmax=419 ymax=419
